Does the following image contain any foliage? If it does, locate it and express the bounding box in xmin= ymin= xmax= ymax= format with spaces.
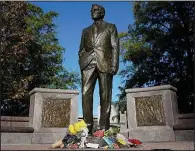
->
xmin=1 ymin=2 xmax=31 ymax=101
xmin=0 ymin=2 xmax=80 ymax=116
xmin=47 ymin=68 xmax=80 ymax=90
xmin=118 ymin=2 xmax=194 ymax=113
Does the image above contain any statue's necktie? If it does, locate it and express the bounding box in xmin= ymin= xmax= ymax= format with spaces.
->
xmin=94 ymin=24 xmax=98 ymax=40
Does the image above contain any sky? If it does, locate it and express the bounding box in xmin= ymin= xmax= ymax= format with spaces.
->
xmin=32 ymin=2 xmax=134 ymax=117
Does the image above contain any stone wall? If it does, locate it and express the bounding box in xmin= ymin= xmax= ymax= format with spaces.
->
xmin=1 ymin=116 xmax=29 ymax=127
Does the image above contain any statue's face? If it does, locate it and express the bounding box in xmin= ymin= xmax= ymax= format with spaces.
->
xmin=91 ymin=5 xmax=103 ymax=20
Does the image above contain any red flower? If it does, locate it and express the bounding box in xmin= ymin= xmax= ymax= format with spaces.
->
xmin=93 ymin=130 xmax=104 ymax=137
xmin=128 ymin=139 xmax=142 ymax=145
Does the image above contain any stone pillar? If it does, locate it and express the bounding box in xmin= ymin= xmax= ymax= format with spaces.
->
xmin=97 ymin=104 xmax=100 ymax=124
xmin=126 ymin=85 xmax=178 ymax=142
xmin=29 ymin=88 xmax=79 ymax=143
xmin=119 ymin=111 xmax=128 ymax=138
xmin=110 ymin=103 xmax=119 ymax=124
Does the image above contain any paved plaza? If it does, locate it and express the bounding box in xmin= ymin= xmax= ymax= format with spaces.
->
xmin=1 ymin=141 xmax=194 ymax=150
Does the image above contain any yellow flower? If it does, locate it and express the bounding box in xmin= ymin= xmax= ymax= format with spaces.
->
xmin=68 ymin=120 xmax=87 ymax=134
xmin=117 ymin=138 xmax=126 ymax=145
xmin=74 ymin=123 xmax=80 ymax=132
xmin=78 ymin=120 xmax=87 ymax=128
xmin=68 ymin=124 xmax=77 ymax=135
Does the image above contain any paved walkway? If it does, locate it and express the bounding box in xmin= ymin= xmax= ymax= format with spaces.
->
xmin=1 ymin=141 xmax=194 ymax=150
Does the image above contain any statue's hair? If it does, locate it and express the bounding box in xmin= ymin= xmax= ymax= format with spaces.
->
xmin=91 ymin=4 xmax=105 ymax=18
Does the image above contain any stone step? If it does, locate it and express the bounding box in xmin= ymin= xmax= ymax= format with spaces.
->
xmin=1 ymin=132 xmax=66 ymax=144
xmin=2 ymin=131 xmax=194 ymax=144
xmin=1 ymin=125 xmax=194 ymax=145
xmin=1 ymin=116 xmax=29 ymax=127
xmin=173 ymin=123 xmax=194 ymax=141
xmin=2 ymin=131 xmax=194 ymax=145
xmin=177 ymin=113 xmax=195 ymax=125
xmin=174 ymin=130 xmax=194 ymax=141
xmin=173 ymin=123 xmax=194 ymax=130
xmin=1 ymin=127 xmax=34 ymax=133
xmin=1 ymin=141 xmax=194 ymax=150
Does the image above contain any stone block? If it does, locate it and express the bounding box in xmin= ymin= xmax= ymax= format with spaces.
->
xmin=175 ymin=130 xmax=194 ymax=141
xmin=1 ymin=121 xmax=11 ymax=127
xmin=125 ymin=85 xmax=178 ymax=142
xmin=32 ymin=132 xmax=67 ymax=144
xmin=1 ymin=116 xmax=29 ymax=127
xmin=128 ymin=130 xmax=157 ymax=142
xmin=1 ymin=133 xmax=32 ymax=144
xmin=156 ymin=130 xmax=175 ymax=141
xmin=29 ymin=88 xmax=79 ymax=133
xmin=1 ymin=127 xmax=34 ymax=133
xmin=177 ymin=113 xmax=195 ymax=125
xmin=10 ymin=121 xmax=29 ymax=127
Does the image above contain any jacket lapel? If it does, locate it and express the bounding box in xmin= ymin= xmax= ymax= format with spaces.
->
xmin=91 ymin=22 xmax=107 ymax=45
xmin=90 ymin=25 xmax=95 ymax=44
xmin=95 ymin=22 xmax=107 ymax=44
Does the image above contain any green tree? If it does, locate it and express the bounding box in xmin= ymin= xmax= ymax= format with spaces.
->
xmin=1 ymin=2 xmax=80 ymax=116
xmin=119 ymin=2 xmax=194 ymax=113
xmin=0 ymin=2 xmax=33 ymax=116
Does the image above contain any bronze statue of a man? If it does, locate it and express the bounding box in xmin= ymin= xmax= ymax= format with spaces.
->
xmin=78 ymin=4 xmax=119 ymax=134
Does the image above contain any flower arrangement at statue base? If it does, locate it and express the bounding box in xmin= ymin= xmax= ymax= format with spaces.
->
xmin=52 ymin=120 xmax=142 ymax=149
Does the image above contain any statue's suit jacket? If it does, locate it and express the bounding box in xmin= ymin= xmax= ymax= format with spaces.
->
xmin=78 ymin=21 xmax=119 ymax=74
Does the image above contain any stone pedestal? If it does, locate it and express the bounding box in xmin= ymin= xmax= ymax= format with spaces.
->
xmin=29 ymin=88 xmax=79 ymax=143
xmin=125 ymin=85 xmax=178 ymax=142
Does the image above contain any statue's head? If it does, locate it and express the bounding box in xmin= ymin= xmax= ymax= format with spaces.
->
xmin=91 ymin=4 xmax=105 ymax=21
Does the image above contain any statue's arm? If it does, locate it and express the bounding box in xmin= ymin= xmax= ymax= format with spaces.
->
xmin=78 ymin=29 xmax=85 ymax=58
xmin=111 ymin=24 xmax=119 ymax=74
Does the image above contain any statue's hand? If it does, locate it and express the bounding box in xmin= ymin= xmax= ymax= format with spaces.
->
xmin=111 ymin=66 xmax=118 ymax=75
